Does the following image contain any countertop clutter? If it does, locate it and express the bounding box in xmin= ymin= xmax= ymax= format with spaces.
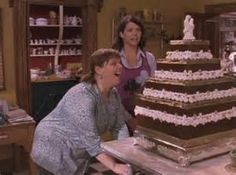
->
xmin=5 ymin=109 xmax=34 ymax=124
xmin=30 ymin=65 xmax=82 ymax=82
xmin=0 ymin=100 xmax=34 ymax=125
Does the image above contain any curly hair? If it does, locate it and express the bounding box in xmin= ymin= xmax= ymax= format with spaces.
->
xmin=112 ymin=15 xmax=146 ymax=51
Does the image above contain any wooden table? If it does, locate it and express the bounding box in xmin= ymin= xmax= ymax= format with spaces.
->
xmin=0 ymin=121 xmax=36 ymax=175
xmin=102 ymin=138 xmax=235 ymax=175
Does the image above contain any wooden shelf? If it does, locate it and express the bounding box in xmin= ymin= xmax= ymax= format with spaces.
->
xmin=30 ymin=24 xmax=82 ymax=28
xmin=63 ymin=25 xmax=82 ymax=27
xmin=60 ymin=43 xmax=82 ymax=46
xmin=30 ymin=54 xmax=82 ymax=57
xmin=30 ymin=43 xmax=82 ymax=46
xmin=30 ymin=25 xmax=60 ymax=27
xmin=30 ymin=43 xmax=58 ymax=46
xmin=30 ymin=55 xmax=55 ymax=57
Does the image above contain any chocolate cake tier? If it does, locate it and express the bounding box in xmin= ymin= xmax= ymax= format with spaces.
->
xmin=136 ymin=114 xmax=236 ymax=139
xmin=136 ymin=95 xmax=236 ymax=116
xmin=135 ymin=39 xmax=236 ymax=141
xmin=168 ymin=40 xmax=210 ymax=51
xmin=157 ymin=59 xmax=220 ymax=72
xmin=145 ymin=77 xmax=236 ymax=93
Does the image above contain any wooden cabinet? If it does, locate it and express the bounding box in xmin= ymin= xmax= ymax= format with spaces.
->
xmin=12 ymin=0 xmax=102 ymax=114
xmin=217 ymin=17 xmax=236 ymax=58
xmin=204 ymin=14 xmax=236 ymax=59
xmin=31 ymin=79 xmax=77 ymax=122
xmin=192 ymin=3 xmax=236 ymax=59
xmin=0 ymin=121 xmax=36 ymax=175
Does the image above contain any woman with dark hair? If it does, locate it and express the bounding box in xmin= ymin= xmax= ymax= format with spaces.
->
xmin=31 ymin=48 xmax=131 ymax=175
xmin=113 ymin=15 xmax=157 ymax=135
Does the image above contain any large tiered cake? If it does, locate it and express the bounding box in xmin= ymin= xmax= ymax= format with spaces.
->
xmin=134 ymin=39 xmax=236 ymax=166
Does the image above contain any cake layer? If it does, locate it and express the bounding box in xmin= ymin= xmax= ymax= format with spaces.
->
xmin=154 ymin=69 xmax=223 ymax=80
xmin=157 ymin=59 xmax=220 ymax=72
xmin=145 ymin=77 xmax=236 ymax=93
xmin=136 ymin=115 xmax=236 ymax=139
xmin=168 ymin=40 xmax=210 ymax=51
xmin=143 ymin=87 xmax=236 ymax=103
xmin=136 ymin=95 xmax=236 ymax=116
xmin=165 ymin=50 xmax=213 ymax=61
xmin=135 ymin=39 xmax=236 ymax=142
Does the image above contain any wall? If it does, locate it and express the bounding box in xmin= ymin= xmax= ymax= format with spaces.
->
xmin=191 ymin=0 xmax=236 ymax=13
xmin=97 ymin=0 xmax=236 ymax=58
xmin=0 ymin=0 xmax=16 ymax=105
xmin=97 ymin=0 xmax=191 ymax=58
xmin=0 ymin=0 xmax=235 ymax=105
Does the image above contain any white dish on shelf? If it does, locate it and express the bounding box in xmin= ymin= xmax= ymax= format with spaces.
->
xmin=36 ymin=18 xmax=48 ymax=25
xmin=30 ymin=68 xmax=40 ymax=74
xmin=74 ymin=38 xmax=81 ymax=44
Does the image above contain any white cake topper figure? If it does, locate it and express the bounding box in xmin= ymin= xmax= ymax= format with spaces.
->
xmin=183 ymin=15 xmax=196 ymax=40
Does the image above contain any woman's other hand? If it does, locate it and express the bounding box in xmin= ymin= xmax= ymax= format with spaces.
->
xmin=114 ymin=163 xmax=130 ymax=175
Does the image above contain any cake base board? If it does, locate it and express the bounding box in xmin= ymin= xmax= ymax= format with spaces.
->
xmin=135 ymin=126 xmax=236 ymax=167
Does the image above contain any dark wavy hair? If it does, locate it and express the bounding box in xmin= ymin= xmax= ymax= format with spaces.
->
xmin=81 ymin=48 xmax=120 ymax=84
xmin=112 ymin=15 xmax=146 ymax=51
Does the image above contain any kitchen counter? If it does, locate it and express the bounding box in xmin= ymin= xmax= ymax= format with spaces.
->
xmin=102 ymin=138 xmax=234 ymax=175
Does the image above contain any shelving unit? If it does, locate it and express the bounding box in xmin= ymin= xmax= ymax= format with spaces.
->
xmin=13 ymin=0 xmax=101 ymax=119
xmin=204 ymin=15 xmax=236 ymax=59
xmin=29 ymin=4 xmax=83 ymax=71
xmin=27 ymin=2 xmax=95 ymax=122
xmin=189 ymin=3 xmax=236 ymax=60
xmin=219 ymin=17 xmax=236 ymax=57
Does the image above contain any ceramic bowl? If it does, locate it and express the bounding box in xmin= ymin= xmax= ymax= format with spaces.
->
xmin=36 ymin=18 xmax=48 ymax=25
xmin=30 ymin=68 xmax=40 ymax=74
